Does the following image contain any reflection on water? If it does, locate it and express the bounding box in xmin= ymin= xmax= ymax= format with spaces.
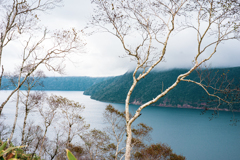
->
xmin=1 ymin=90 xmax=240 ymax=160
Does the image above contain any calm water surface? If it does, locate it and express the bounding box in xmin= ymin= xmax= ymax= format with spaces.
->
xmin=1 ymin=91 xmax=240 ymax=160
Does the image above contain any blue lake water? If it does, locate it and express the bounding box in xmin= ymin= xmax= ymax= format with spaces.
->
xmin=1 ymin=90 xmax=240 ymax=160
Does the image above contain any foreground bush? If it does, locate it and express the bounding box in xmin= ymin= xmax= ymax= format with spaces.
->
xmin=0 ymin=140 xmax=40 ymax=160
xmin=134 ymin=143 xmax=185 ymax=160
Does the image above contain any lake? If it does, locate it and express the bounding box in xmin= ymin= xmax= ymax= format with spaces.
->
xmin=1 ymin=90 xmax=240 ymax=160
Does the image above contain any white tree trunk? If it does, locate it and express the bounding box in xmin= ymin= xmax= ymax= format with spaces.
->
xmin=9 ymin=89 xmax=20 ymax=142
xmin=9 ymin=69 xmax=23 ymax=142
xmin=125 ymin=123 xmax=132 ymax=160
xmin=21 ymin=89 xmax=31 ymax=145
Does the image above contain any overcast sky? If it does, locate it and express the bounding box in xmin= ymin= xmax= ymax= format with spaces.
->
xmin=3 ymin=0 xmax=240 ymax=77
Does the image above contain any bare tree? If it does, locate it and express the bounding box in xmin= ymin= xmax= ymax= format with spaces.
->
xmin=103 ymin=105 xmax=153 ymax=160
xmin=0 ymin=0 xmax=62 ymax=88
xmin=8 ymin=66 xmax=45 ymax=143
xmin=43 ymin=129 xmax=65 ymax=160
xmin=22 ymin=122 xmax=44 ymax=159
xmin=134 ymin=143 xmax=185 ymax=160
xmin=196 ymin=66 xmax=240 ymax=113
xmin=56 ymin=95 xmax=90 ymax=145
xmin=20 ymin=91 xmax=46 ymax=145
xmin=12 ymin=70 xmax=46 ymax=145
xmin=0 ymin=27 xmax=85 ymax=115
xmin=38 ymin=95 xmax=60 ymax=157
xmin=0 ymin=0 xmax=85 ymax=115
xmin=131 ymin=123 xmax=153 ymax=158
xmin=0 ymin=115 xmax=10 ymax=141
xmin=80 ymin=129 xmax=111 ymax=160
xmin=90 ymin=0 xmax=240 ymax=159
xmin=103 ymin=105 xmax=126 ymax=160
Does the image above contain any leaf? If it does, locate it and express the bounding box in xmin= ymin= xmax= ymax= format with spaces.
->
xmin=0 ymin=142 xmax=7 ymax=152
xmin=66 ymin=149 xmax=77 ymax=160
xmin=15 ymin=151 xmax=17 ymax=158
xmin=0 ymin=146 xmax=25 ymax=157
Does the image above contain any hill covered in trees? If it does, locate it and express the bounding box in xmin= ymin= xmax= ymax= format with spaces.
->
xmin=1 ymin=77 xmax=111 ymax=91
xmin=84 ymin=67 xmax=240 ymax=111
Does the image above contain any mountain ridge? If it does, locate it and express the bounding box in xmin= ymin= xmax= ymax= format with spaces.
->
xmin=84 ymin=67 xmax=240 ymax=111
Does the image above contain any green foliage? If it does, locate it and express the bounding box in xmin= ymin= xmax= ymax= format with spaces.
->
xmin=0 ymin=141 xmax=7 ymax=152
xmin=0 ymin=141 xmax=24 ymax=159
xmin=66 ymin=149 xmax=77 ymax=160
xmin=0 ymin=140 xmax=36 ymax=160
xmin=84 ymin=67 xmax=240 ymax=110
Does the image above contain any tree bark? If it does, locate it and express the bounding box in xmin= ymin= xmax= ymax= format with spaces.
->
xmin=9 ymin=89 xmax=20 ymax=142
xmin=9 ymin=68 xmax=23 ymax=142
xmin=125 ymin=123 xmax=132 ymax=160
xmin=68 ymin=124 xmax=72 ymax=145
xmin=21 ymin=89 xmax=31 ymax=145
xmin=0 ymin=65 xmax=3 ymax=89
xmin=39 ymin=126 xmax=49 ymax=156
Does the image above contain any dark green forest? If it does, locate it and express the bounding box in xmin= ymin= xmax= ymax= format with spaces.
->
xmin=84 ymin=67 xmax=240 ymax=111
xmin=2 ymin=67 xmax=239 ymax=111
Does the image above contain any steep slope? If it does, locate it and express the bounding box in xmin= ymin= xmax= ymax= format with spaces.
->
xmin=84 ymin=67 xmax=240 ymax=110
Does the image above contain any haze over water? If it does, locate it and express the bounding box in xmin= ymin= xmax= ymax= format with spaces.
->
xmin=1 ymin=91 xmax=240 ymax=160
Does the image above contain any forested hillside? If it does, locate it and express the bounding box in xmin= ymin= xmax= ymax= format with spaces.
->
xmin=1 ymin=77 xmax=110 ymax=91
xmin=84 ymin=67 xmax=240 ymax=110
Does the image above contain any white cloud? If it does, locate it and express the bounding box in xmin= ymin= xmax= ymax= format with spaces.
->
xmin=3 ymin=0 xmax=240 ymax=77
